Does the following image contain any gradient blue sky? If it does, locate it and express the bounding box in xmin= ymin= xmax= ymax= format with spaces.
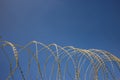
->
xmin=1 ymin=0 xmax=120 ymax=56
xmin=0 ymin=0 xmax=120 ymax=79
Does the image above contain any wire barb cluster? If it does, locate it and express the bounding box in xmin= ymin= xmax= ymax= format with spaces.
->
xmin=0 ymin=40 xmax=120 ymax=80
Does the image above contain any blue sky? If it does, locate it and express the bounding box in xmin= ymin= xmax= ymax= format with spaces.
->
xmin=0 ymin=0 xmax=120 ymax=79
xmin=1 ymin=0 xmax=120 ymax=56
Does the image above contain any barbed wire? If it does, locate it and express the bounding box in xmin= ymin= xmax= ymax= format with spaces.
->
xmin=0 ymin=40 xmax=120 ymax=80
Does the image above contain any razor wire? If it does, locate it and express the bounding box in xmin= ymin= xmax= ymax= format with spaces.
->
xmin=0 ymin=40 xmax=120 ymax=80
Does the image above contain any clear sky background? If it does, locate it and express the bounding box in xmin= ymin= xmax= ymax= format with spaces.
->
xmin=0 ymin=0 xmax=120 ymax=79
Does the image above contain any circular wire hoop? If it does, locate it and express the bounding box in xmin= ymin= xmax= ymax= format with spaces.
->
xmin=0 ymin=40 xmax=120 ymax=80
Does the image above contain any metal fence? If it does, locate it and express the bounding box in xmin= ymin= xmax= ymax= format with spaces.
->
xmin=0 ymin=40 xmax=120 ymax=80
